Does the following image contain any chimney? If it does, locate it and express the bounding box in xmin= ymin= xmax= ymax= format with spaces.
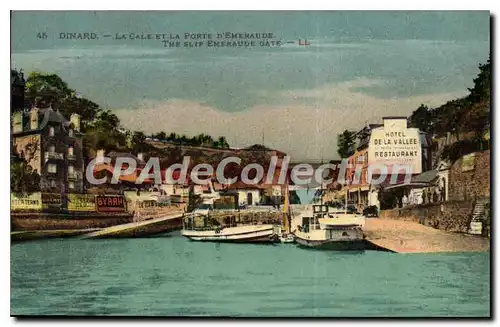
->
xmin=70 ymin=113 xmax=81 ymax=132
xmin=30 ymin=107 xmax=39 ymax=130
xmin=12 ymin=111 xmax=23 ymax=133
xmin=96 ymin=149 xmax=105 ymax=163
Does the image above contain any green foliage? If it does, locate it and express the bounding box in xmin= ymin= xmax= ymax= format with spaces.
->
xmin=468 ymin=56 xmax=491 ymax=103
xmin=337 ymin=130 xmax=356 ymax=158
xmin=11 ymin=145 xmax=40 ymax=194
xmin=150 ymin=132 xmax=230 ymax=149
xmin=440 ymin=139 xmax=489 ymax=163
xmin=408 ymin=104 xmax=433 ymax=133
xmin=432 ymin=98 xmax=470 ymax=139
xmin=407 ymin=58 xmax=491 ymax=143
xmin=25 ymin=72 xmax=100 ymax=127
xmin=152 ymin=131 xmax=167 ymax=141
xmin=214 ymin=136 xmax=230 ymax=149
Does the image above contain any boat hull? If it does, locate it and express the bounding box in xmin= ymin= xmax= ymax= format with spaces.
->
xmin=294 ymin=227 xmax=366 ymax=250
xmin=295 ymin=236 xmax=367 ymax=250
xmin=182 ymin=224 xmax=279 ymax=243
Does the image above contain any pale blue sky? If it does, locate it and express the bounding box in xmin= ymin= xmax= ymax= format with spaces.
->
xmin=11 ymin=11 xmax=490 ymax=160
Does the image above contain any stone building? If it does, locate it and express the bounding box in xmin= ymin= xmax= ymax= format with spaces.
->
xmin=11 ymin=107 xmax=85 ymax=193
xmin=344 ymin=117 xmax=432 ymax=210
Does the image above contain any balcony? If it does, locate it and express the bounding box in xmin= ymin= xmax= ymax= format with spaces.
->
xmin=67 ymin=172 xmax=77 ymax=180
xmin=67 ymin=153 xmax=76 ymax=161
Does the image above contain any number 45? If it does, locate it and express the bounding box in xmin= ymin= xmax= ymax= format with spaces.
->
xmin=37 ymin=32 xmax=47 ymax=39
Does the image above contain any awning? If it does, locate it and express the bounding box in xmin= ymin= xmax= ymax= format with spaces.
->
xmin=383 ymin=182 xmax=429 ymax=191
xmin=411 ymin=169 xmax=438 ymax=184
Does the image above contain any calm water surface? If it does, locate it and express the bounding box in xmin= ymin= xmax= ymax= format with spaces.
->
xmin=11 ymin=232 xmax=490 ymax=317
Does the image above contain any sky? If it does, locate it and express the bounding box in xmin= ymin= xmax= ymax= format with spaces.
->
xmin=11 ymin=11 xmax=490 ymax=161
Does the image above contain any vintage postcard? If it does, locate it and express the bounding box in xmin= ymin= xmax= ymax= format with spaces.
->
xmin=10 ymin=11 xmax=491 ymax=317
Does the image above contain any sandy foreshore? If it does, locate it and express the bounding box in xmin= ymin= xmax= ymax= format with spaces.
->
xmin=364 ymin=219 xmax=490 ymax=253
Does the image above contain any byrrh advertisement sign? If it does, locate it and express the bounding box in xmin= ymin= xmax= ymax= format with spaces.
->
xmin=368 ymin=117 xmax=422 ymax=174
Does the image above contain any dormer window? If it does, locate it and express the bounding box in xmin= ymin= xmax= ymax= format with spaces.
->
xmin=49 ymin=127 xmax=55 ymax=137
xmin=48 ymin=164 xmax=57 ymax=174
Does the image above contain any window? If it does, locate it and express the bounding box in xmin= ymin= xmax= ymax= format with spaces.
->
xmin=68 ymin=181 xmax=75 ymax=189
xmin=49 ymin=127 xmax=55 ymax=137
xmin=48 ymin=164 xmax=57 ymax=174
xmin=49 ymin=145 xmax=55 ymax=153
xmin=50 ymin=180 xmax=56 ymax=188
xmin=68 ymin=165 xmax=74 ymax=174
xmin=68 ymin=129 xmax=73 ymax=137
xmin=68 ymin=146 xmax=74 ymax=155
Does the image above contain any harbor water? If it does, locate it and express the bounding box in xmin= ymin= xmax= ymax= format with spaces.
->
xmin=11 ymin=232 xmax=490 ymax=317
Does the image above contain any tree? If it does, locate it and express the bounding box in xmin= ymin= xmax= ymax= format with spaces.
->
xmin=11 ymin=143 xmax=40 ymax=194
xmin=432 ymin=98 xmax=469 ymax=140
xmin=408 ymin=104 xmax=433 ymax=134
xmin=167 ymin=132 xmax=178 ymax=142
xmin=153 ymin=131 xmax=167 ymax=141
xmin=91 ymin=110 xmax=120 ymax=130
xmin=129 ymin=131 xmax=149 ymax=153
xmin=468 ymin=56 xmax=491 ymax=103
xmin=83 ymin=110 xmax=127 ymax=154
xmin=25 ymin=72 xmax=100 ymax=128
xmin=337 ymin=130 xmax=356 ymax=158
xmin=214 ymin=136 xmax=230 ymax=149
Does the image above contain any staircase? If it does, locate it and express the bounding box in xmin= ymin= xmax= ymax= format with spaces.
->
xmin=468 ymin=198 xmax=489 ymax=235
xmin=472 ymin=198 xmax=488 ymax=221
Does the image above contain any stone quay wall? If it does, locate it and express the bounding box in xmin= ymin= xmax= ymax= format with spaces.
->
xmin=380 ymin=150 xmax=490 ymax=233
xmin=379 ymin=201 xmax=474 ymax=233
xmin=448 ymin=150 xmax=490 ymax=202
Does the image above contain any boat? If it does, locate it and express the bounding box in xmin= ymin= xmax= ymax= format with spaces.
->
xmin=293 ymin=204 xmax=366 ymax=250
xmin=181 ymin=179 xmax=281 ymax=243
xmin=280 ymin=233 xmax=295 ymax=243
xmin=181 ymin=218 xmax=280 ymax=243
xmin=292 ymin=179 xmax=366 ymax=250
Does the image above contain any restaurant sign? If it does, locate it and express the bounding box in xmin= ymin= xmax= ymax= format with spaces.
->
xmin=96 ymin=195 xmax=127 ymax=212
xmin=368 ymin=118 xmax=422 ymax=174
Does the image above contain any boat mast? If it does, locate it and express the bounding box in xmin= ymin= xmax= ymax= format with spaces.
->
xmin=344 ymin=187 xmax=347 ymax=215
xmin=282 ymin=182 xmax=290 ymax=233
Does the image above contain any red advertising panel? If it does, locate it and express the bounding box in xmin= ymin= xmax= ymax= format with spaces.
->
xmin=96 ymin=195 xmax=127 ymax=212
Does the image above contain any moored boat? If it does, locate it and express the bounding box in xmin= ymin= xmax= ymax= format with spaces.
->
xmin=279 ymin=233 xmax=295 ymax=243
xmin=293 ymin=204 xmax=366 ymax=250
xmin=182 ymin=222 xmax=280 ymax=243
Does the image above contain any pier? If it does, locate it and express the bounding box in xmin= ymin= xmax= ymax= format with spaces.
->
xmin=81 ymin=213 xmax=184 ymax=239
xmin=363 ymin=219 xmax=490 ymax=253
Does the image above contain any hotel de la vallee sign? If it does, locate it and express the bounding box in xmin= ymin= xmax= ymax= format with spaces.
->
xmin=368 ymin=118 xmax=422 ymax=175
